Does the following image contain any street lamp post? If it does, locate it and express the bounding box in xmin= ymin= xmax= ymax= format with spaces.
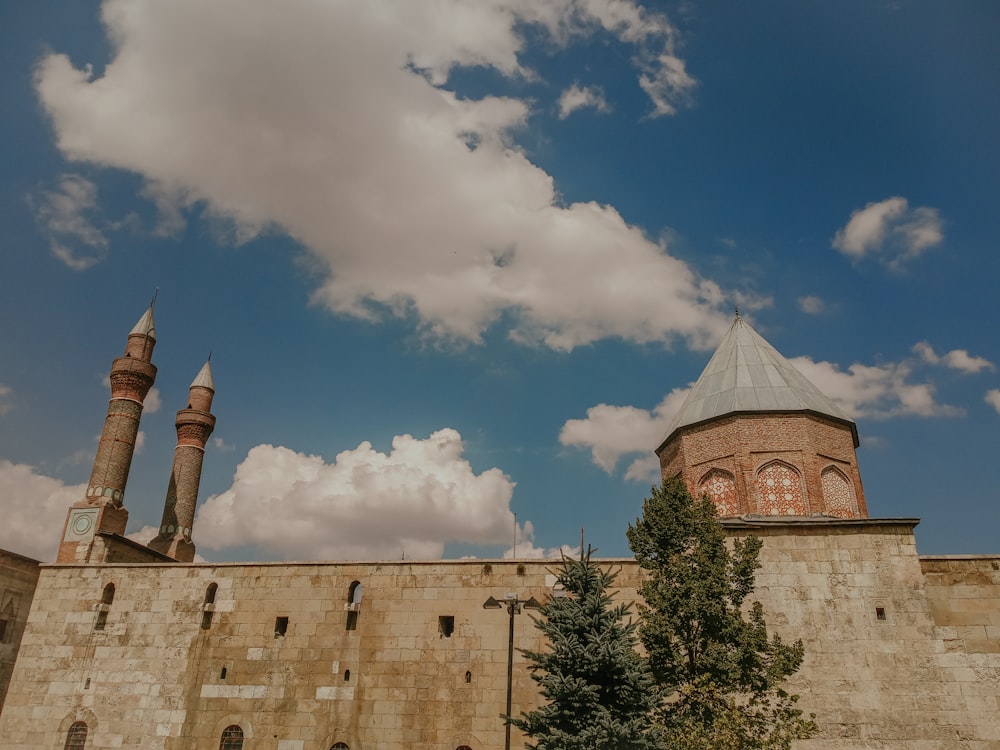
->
xmin=483 ymin=593 xmax=540 ymax=750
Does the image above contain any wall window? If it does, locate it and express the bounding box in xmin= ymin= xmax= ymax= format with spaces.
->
xmin=274 ymin=616 xmax=289 ymax=637
xmin=756 ymin=461 xmax=807 ymax=516
xmin=346 ymin=580 xmax=362 ymax=631
xmin=698 ymin=468 xmax=739 ymax=517
xmin=64 ymin=721 xmax=88 ymax=750
xmin=821 ymin=466 xmax=859 ymax=518
xmin=202 ymin=582 xmax=218 ymax=630
xmin=439 ymin=615 xmax=455 ymax=638
xmin=331 ymin=744 xmax=349 ymax=750
xmin=219 ymin=725 xmax=244 ymax=750
xmin=95 ymin=582 xmax=115 ymax=631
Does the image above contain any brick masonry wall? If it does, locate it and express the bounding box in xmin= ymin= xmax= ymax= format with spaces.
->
xmin=661 ymin=413 xmax=868 ymax=517
xmin=1 ymin=525 xmax=998 ymax=749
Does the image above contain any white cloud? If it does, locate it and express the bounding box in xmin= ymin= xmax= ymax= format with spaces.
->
xmin=143 ymin=386 xmax=162 ymax=413
xmin=985 ymin=389 xmax=1000 ymax=415
xmin=0 ymin=461 xmax=84 ymax=560
xmin=213 ymin=436 xmax=236 ymax=452
xmin=559 ymin=386 xmax=689 ymax=479
xmin=558 ymin=83 xmax=610 ymax=118
xmin=194 ymin=428 xmax=518 ymax=560
xmin=0 ymin=384 xmax=11 ymax=416
xmin=505 ymin=519 xmax=579 ymax=559
xmin=832 ymin=196 xmax=943 ymax=269
xmin=134 ymin=430 xmax=146 ymax=454
xmin=788 ymin=356 xmax=962 ymax=419
xmin=31 ymin=173 xmax=109 ymax=270
xmin=797 ymin=295 xmax=824 ymax=315
xmin=34 ymin=1 xmax=725 ymax=351
xmin=913 ymin=341 xmax=995 ymax=374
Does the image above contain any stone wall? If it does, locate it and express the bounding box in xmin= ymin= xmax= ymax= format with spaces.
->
xmin=0 ymin=548 xmax=41 ymax=711
xmin=1 ymin=523 xmax=998 ymax=749
xmin=920 ymin=555 xmax=1000 ymax=655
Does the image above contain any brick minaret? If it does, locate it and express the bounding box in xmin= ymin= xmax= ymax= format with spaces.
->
xmin=148 ymin=360 xmax=216 ymax=562
xmin=57 ymin=307 xmax=158 ymax=563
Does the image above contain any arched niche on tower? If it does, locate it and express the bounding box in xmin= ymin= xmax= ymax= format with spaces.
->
xmin=755 ymin=460 xmax=807 ymax=516
xmin=821 ymin=465 xmax=859 ymax=518
xmin=697 ymin=468 xmax=739 ymax=517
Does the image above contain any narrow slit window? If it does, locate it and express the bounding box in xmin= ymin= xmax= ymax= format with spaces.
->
xmin=343 ymin=669 xmax=351 ymax=682
xmin=275 ymin=616 xmax=289 ymax=637
xmin=220 ymin=666 xmax=227 ymax=680
xmin=465 ymin=670 xmax=472 ymax=683
xmin=94 ymin=611 xmax=108 ymax=631
xmin=875 ymin=606 xmax=887 ymax=621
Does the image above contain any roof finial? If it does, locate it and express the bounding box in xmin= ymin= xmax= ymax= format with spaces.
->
xmin=207 ymin=350 xmax=212 ymax=363
xmin=734 ymin=305 xmax=740 ymax=319
xmin=150 ymin=287 xmax=159 ymax=310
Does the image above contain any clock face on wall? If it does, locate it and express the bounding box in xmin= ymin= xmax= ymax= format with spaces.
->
xmin=64 ymin=508 xmax=99 ymax=543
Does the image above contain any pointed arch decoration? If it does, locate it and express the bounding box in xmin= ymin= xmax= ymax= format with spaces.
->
xmin=698 ymin=468 xmax=739 ymax=517
xmin=756 ymin=461 xmax=807 ymax=516
xmin=821 ymin=466 xmax=859 ymax=518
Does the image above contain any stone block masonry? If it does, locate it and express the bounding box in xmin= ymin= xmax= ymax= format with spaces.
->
xmin=1 ymin=521 xmax=998 ymax=749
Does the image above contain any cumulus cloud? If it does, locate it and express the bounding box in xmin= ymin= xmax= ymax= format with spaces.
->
xmin=0 ymin=461 xmax=84 ymax=560
xmin=912 ymin=341 xmax=995 ymax=374
xmin=832 ymin=196 xmax=943 ymax=269
xmin=30 ymin=173 xmax=109 ymax=270
xmin=558 ymin=83 xmax=610 ymax=118
xmin=787 ymin=356 xmax=961 ymax=419
xmin=0 ymin=384 xmax=11 ymax=416
xmin=797 ymin=295 xmax=824 ymax=315
xmin=985 ymin=389 xmax=1000 ymax=414
xmin=506 ymin=520 xmax=579 ymax=559
xmin=143 ymin=387 xmax=162 ymax=413
xmin=194 ymin=428 xmax=518 ymax=560
xmin=34 ymin=1 xmax=725 ymax=351
xmin=559 ymin=386 xmax=690 ymax=480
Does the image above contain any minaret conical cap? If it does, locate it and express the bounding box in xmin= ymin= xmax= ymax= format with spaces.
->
xmin=660 ymin=315 xmax=857 ymax=448
xmin=190 ymin=360 xmax=215 ymax=390
xmin=129 ymin=307 xmax=156 ymax=340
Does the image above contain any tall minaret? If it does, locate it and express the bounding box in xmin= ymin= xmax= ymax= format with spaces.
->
xmin=148 ymin=360 xmax=216 ymax=562
xmin=57 ymin=306 xmax=158 ymax=563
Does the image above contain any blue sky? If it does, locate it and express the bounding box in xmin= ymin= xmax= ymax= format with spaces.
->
xmin=1 ymin=1 xmax=998 ymax=562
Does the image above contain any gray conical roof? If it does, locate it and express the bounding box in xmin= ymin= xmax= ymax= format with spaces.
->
xmin=129 ymin=307 xmax=156 ymax=340
xmin=190 ymin=360 xmax=215 ymax=390
xmin=660 ymin=316 xmax=857 ymax=448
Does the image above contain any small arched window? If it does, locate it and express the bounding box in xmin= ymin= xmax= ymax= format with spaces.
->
xmin=457 ymin=745 xmax=473 ymax=750
xmin=64 ymin=721 xmax=87 ymax=750
xmin=343 ymin=669 xmax=351 ymax=682
xmin=331 ymin=743 xmax=350 ymax=750
xmin=219 ymin=724 xmax=244 ymax=750
xmin=346 ymin=581 xmax=362 ymax=631
xmin=465 ymin=670 xmax=472 ymax=683
xmin=205 ymin=582 xmax=218 ymax=605
xmin=101 ymin=583 xmax=115 ymax=605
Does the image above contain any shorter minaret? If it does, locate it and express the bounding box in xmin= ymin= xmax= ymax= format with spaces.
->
xmin=148 ymin=360 xmax=216 ymax=562
xmin=57 ymin=307 xmax=158 ymax=563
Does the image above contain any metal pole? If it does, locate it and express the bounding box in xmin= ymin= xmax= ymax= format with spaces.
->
xmin=505 ymin=601 xmax=515 ymax=750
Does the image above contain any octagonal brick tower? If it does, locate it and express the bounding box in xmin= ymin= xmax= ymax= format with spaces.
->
xmin=656 ymin=314 xmax=868 ymax=519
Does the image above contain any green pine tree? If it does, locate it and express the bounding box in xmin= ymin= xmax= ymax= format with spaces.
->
xmin=510 ymin=547 xmax=662 ymax=750
xmin=626 ymin=478 xmax=817 ymax=750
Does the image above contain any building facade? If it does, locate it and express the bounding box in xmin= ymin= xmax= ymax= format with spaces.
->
xmin=0 ymin=311 xmax=997 ymax=749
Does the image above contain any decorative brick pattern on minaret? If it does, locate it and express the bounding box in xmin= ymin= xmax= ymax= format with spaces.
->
xmin=148 ymin=361 xmax=216 ymax=562
xmin=57 ymin=308 xmax=158 ymax=563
